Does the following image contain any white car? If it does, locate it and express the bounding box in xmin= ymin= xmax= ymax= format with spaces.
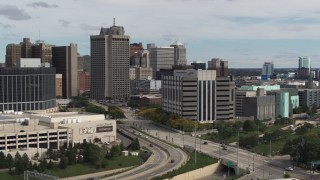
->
xmin=285 ymin=167 xmax=293 ymax=171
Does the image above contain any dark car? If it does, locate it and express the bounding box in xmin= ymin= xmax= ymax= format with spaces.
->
xmin=149 ymin=144 xmax=153 ymax=147
xmin=203 ymin=141 xmax=208 ymax=145
xmin=222 ymin=144 xmax=228 ymax=150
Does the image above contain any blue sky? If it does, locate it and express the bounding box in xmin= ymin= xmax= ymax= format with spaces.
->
xmin=1 ymin=0 xmax=320 ymax=68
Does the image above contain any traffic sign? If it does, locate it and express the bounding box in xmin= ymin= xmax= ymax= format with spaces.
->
xmin=227 ymin=161 xmax=233 ymax=167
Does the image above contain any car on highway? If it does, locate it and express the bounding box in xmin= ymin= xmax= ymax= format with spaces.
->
xmin=203 ymin=141 xmax=208 ymax=145
xmin=222 ymin=144 xmax=228 ymax=150
xmin=285 ymin=167 xmax=293 ymax=171
xmin=149 ymin=144 xmax=153 ymax=147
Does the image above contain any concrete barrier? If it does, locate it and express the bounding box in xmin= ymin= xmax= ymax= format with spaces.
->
xmin=164 ymin=161 xmax=220 ymax=180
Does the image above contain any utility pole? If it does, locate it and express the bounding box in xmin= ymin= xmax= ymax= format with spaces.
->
xmin=270 ymin=140 xmax=272 ymax=159
xmin=237 ymin=130 xmax=239 ymax=176
xmin=194 ymin=123 xmax=197 ymax=165
xmin=263 ymin=160 xmax=265 ymax=179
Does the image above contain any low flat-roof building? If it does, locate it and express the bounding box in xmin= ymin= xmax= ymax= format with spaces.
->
xmin=0 ymin=111 xmax=116 ymax=151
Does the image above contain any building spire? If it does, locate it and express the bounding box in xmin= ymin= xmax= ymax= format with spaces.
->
xmin=113 ymin=18 xmax=115 ymax=26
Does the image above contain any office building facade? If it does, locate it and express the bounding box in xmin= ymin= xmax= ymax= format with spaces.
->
xmin=149 ymin=44 xmax=174 ymax=79
xmin=170 ymin=41 xmax=187 ymax=65
xmin=0 ymin=68 xmax=56 ymax=111
xmin=243 ymin=96 xmax=276 ymax=120
xmin=191 ymin=61 xmax=206 ymax=70
xmin=52 ymin=44 xmax=78 ymax=99
xmin=5 ymin=44 xmax=21 ymax=67
xmin=298 ymin=89 xmax=320 ymax=108
xmin=90 ymin=23 xmax=130 ymax=99
xmin=208 ymin=58 xmax=228 ymax=77
xmin=262 ymin=62 xmax=274 ymax=77
xmin=298 ymin=56 xmax=311 ymax=79
xmin=162 ymin=69 xmax=234 ymax=122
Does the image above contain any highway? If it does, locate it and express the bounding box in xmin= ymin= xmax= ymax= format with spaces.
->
xmin=103 ymin=123 xmax=188 ymax=180
xmin=124 ymin=118 xmax=317 ymax=180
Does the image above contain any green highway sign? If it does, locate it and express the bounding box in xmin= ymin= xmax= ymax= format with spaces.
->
xmin=227 ymin=161 xmax=233 ymax=167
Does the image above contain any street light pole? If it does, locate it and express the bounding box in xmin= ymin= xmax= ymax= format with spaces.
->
xmin=237 ymin=130 xmax=239 ymax=176
xmin=194 ymin=123 xmax=197 ymax=165
xmin=270 ymin=140 xmax=272 ymax=159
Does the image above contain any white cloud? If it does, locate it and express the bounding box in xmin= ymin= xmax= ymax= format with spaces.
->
xmin=1 ymin=0 xmax=320 ymax=67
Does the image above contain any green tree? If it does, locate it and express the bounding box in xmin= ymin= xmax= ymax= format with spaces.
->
xmin=6 ymin=154 xmax=14 ymax=170
xmin=48 ymin=160 xmax=54 ymax=169
xmin=59 ymin=157 xmax=67 ymax=169
xmin=243 ymin=120 xmax=257 ymax=132
xmin=66 ymin=147 xmax=77 ymax=165
xmin=131 ymin=138 xmax=140 ymax=151
xmin=39 ymin=159 xmax=48 ymax=172
xmin=0 ymin=151 xmax=5 ymax=168
xmin=14 ymin=158 xmax=24 ymax=175
xmin=110 ymin=145 xmax=121 ymax=158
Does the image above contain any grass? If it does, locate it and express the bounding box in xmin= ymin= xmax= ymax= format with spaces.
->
xmin=0 ymin=156 xmax=143 ymax=179
xmin=45 ymin=156 xmax=142 ymax=178
xmin=151 ymin=151 xmax=218 ymax=180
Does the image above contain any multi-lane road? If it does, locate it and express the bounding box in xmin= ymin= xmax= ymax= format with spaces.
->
xmin=120 ymin=107 xmax=318 ymax=180
xmin=103 ymin=124 xmax=188 ymax=180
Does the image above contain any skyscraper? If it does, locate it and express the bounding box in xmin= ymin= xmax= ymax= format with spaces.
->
xmin=298 ymin=56 xmax=311 ymax=79
xmin=32 ymin=41 xmax=54 ymax=64
xmin=149 ymin=44 xmax=174 ymax=79
xmin=208 ymin=58 xmax=228 ymax=77
xmin=262 ymin=62 xmax=274 ymax=77
xmin=21 ymin=38 xmax=32 ymax=58
xmin=170 ymin=41 xmax=187 ymax=65
xmin=52 ymin=44 xmax=78 ymax=98
xmin=5 ymin=44 xmax=21 ymax=67
xmin=90 ymin=21 xmax=130 ymax=99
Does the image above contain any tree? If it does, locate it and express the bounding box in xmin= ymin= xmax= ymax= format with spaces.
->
xmin=243 ymin=120 xmax=257 ymax=132
xmin=22 ymin=153 xmax=30 ymax=169
xmin=110 ymin=145 xmax=121 ymax=158
xmin=48 ymin=160 xmax=54 ymax=169
xmin=0 ymin=151 xmax=5 ymax=168
xmin=59 ymin=157 xmax=67 ymax=169
xmin=131 ymin=138 xmax=140 ymax=151
xmin=66 ymin=147 xmax=77 ymax=165
xmin=14 ymin=158 xmax=24 ymax=175
xmin=6 ymin=154 xmax=14 ymax=170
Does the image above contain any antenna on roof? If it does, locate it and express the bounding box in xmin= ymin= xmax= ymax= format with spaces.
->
xmin=113 ymin=18 xmax=115 ymax=26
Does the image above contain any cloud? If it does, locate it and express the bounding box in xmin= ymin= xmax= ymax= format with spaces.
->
xmin=282 ymin=25 xmax=308 ymax=32
xmin=162 ymin=31 xmax=178 ymax=41
xmin=79 ymin=23 xmax=100 ymax=31
xmin=0 ymin=22 xmax=10 ymax=28
xmin=0 ymin=5 xmax=31 ymax=20
xmin=27 ymin=2 xmax=58 ymax=8
xmin=58 ymin=19 xmax=71 ymax=28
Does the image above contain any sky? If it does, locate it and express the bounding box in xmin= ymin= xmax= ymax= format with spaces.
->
xmin=1 ymin=0 xmax=320 ymax=68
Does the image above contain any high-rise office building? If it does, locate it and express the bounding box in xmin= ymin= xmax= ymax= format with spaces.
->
xmin=191 ymin=61 xmax=206 ymax=70
xmin=0 ymin=67 xmax=56 ymax=111
xmin=130 ymin=43 xmax=144 ymax=57
xmin=52 ymin=44 xmax=78 ymax=99
xmin=162 ymin=69 xmax=235 ymax=122
xmin=298 ymin=56 xmax=311 ymax=79
xmin=170 ymin=41 xmax=187 ymax=65
xmin=5 ymin=38 xmax=54 ymax=66
xmin=78 ymin=55 xmax=91 ymax=72
xmin=32 ymin=41 xmax=54 ymax=64
xmin=149 ymin=44 xmax=174 ymax=79
xmin=5 ymin=44 xmax=21 ymax=67
xmin=208 ymin=58 xmax=228 ymax=77
xmin=262 ymin=62 xmax=274 ymax=77
xmin=21 ymin=38 xmax=32 ymax=58
xmin=90 ymin=21 xmax=130 ymax=99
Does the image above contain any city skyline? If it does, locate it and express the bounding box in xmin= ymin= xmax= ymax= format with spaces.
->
xmin=1 ymin=0 xmax=320 ymax=68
